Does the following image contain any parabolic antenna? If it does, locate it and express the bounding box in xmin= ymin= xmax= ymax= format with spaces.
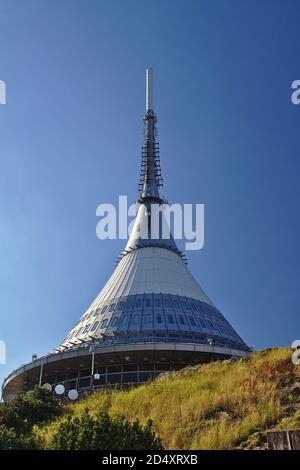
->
xmin=68 ymin=389 xmax=79 ymax=401
xmin=54 ymin=384 xmax=65 ymax=395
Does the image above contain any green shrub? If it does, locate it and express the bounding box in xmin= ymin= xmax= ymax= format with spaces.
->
xmin=0 ymin=386 xmax=62 ymax=436
xmin=49 ymin=408 xmax=163 ymax=450
xmin=0 ymin=425 xmax=40 ymax=450
xmin=0 ymin=386 xmax=63 ymax=449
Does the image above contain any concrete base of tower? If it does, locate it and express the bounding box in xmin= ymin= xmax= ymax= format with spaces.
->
xmin=2 ymin=341 xmax=249 ymax=402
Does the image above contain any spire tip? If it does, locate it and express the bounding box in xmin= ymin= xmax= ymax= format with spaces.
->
xmin=146 ymin=68 xmax=153 ymax=111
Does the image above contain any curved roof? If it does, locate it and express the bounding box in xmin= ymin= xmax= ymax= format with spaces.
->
xmin=90 ymin=247 xmax=214 ymax=307
xmin=59 ymin=245 xmax=249 ymax=352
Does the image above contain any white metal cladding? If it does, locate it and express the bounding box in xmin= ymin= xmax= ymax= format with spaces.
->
xmin=89 ymin=247 xmax=214 ymax=309
xmin=124 ymin=201 xmax=179 ymax=252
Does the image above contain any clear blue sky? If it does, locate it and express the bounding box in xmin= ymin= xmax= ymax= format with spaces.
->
xmin=1 ymin=0 xmax=300 ymax=388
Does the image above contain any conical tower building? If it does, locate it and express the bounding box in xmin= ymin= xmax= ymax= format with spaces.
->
xmin=2 ymin=69 xmax=250 ymax=402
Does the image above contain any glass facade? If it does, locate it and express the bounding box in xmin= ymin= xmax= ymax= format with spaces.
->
xmin=63 ymin=294 xmax=249 ymax=351
xmin=41 ymin=361 xmax=192 ymax=396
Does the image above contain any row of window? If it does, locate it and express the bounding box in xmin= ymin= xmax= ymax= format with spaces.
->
xmin=83 ymin=296 xmax=214 ymax=321
xmin=70 ymin=296 xmax=226 ymax=338
xmin=66 ymin=311 xmax=238 ymax=342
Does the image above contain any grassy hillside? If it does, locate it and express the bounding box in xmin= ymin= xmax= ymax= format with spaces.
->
xmin=35 ymin=347 xmax=300 ymax=450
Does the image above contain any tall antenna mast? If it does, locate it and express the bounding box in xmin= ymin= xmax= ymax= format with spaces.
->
xmin=139 ymin=67 xmax=163 ymax=200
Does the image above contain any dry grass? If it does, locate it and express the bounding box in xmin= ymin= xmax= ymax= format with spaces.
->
xmin=36 ymin=348 xmax=300 ymax=450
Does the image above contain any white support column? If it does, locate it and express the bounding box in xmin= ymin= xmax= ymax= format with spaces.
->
xmin=38 ymin=363 xmax=43 ymax=387
xmin=90 ymin=345 xmax=95 ymax=389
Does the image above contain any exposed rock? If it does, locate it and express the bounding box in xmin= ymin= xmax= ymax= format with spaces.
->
xmin=236 ymin=431 xmax=268 ymax=450
xmin=290 ymin=383 xmax=300 ymax=397
xmin=204 ymin=408 xmax=236 ymax=421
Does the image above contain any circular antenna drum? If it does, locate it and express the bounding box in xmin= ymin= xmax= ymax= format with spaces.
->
xmin=54 ymin=384 xmax=65 ymax=395
xmin=68 ymin=389 xmax=79 ymax=401
xmin=42 ymin=383 xmax=52 ymax=391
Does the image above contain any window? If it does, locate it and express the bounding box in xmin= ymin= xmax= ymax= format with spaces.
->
xmin=189 ymin=317 xmax=196 ymax=327
xmin=135 ymin=299 xmax=142 ymax=308
xmin=174 ymin=300 xmax=179 ymax=309
xmin=76 ymin=327 xmax=84 ymax=337
xmin=144 ymin=313 xmax=151 ymax=323
xmin=121 ymin=315 xmax=129 ymax=326
xmin=91 ymin=321 xmax=99 ymax=332
xmin=100 ymin=319 xmax=108 ymax=329
xmin=170 ymin=333 xmax=180 ymax=339
xmin=126 ymin=299 xmax=133 ymax=309
xmin=132 ymin=314 xmax=140 ymax=325
xmin=216 ymin=325 xmax=223 ymax=335
xmin=192 ymin=304 xmax=197 ymax=312
xmin=102 ymin=305 xmax=108 ymax=313
xmin=199 ymin=319 xmax=207 ymax=329
xmin=111 ymin=316 xmax=119 ymax=327
xmin=145 ymin=298 xmax=152 ymax=308
xmin=164 ymin=299 xmax=171 ymax=308
xmin=178 ymin=315 xmax=185 ymax=325
xmin=79 ymin=378 xmax=90 ymax=389
xmin=167 ymin=314 xmax=174 ymax=324
xmin=109 ymin=303 xmax=116 ymax=312
xmin=118 ymin=302 xmax=125 ymax=310
xmin=84 ymin=323 xmax=91 ymax=333
xmin=156 ymin=313 xmax=162 ymax=323
xmin=155 ymin=298 xmax=161 ymax=307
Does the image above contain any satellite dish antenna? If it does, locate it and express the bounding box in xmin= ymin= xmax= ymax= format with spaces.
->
xmin=54 ymin=384 xmax=65 ymax=395
xmin=68 ymin=389 xmax=79 ymax=401
xmin=42 ymin=383 xmax=52 ymax=391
